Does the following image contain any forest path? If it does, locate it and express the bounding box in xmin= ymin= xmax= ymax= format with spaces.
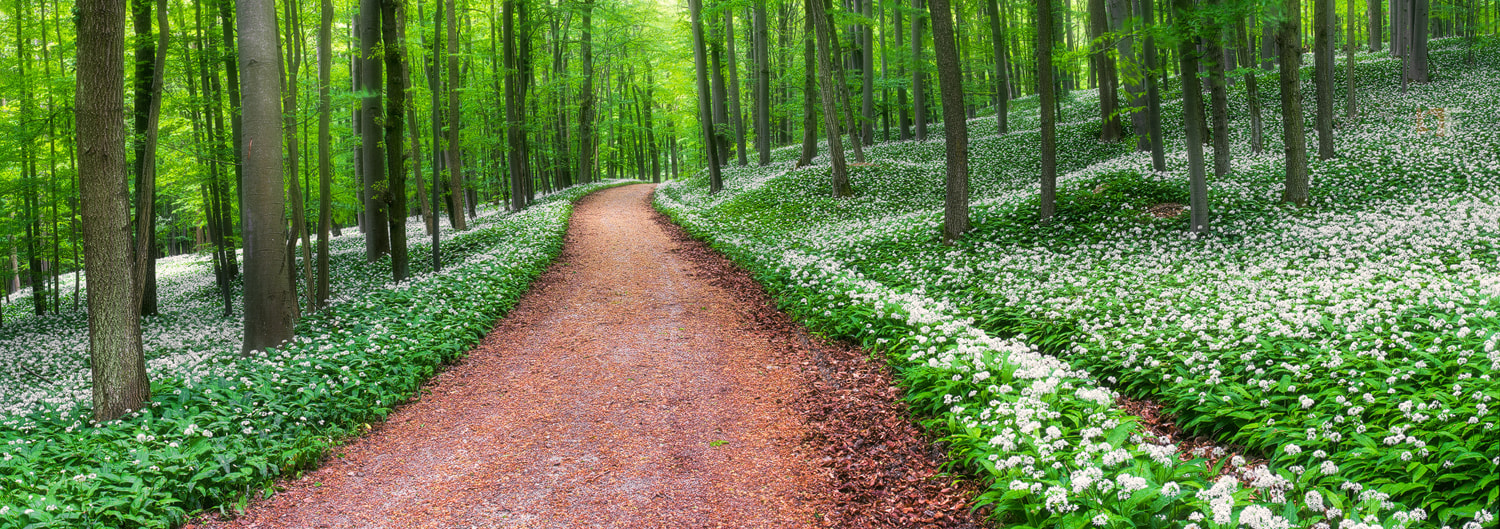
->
xmin=200 ymin=184 xmax=830 ymax=528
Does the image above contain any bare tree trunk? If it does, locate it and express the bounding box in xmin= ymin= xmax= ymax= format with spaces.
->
xmin=1137 ymin=0 xmax=1165 ymax=170
xmin=130 ymin=0 xmax=166 ymax=317
xmin=690 ymin=0 xmax=723 ymax=192
xmin=811 ymin=0 xmax=852 ymax=196
xmin=445 ymin=0 xmax=467 ymax=229
xmin=1205 ymin=3 xmax=1230 ymax=177
xmin=384 ymin=0 xmax=409 ymax=281
xmin=1347 ymin=0 xmax=1358 ymax=120
xmin=1279 ymin=0 xmax=1310 ymax=205
xmin=317 ymin=0 xmax=331 ymax=307
xmin=754 ymin=0 xmax=771 ymax=164
xmin=911 ymin=0 xmax=928 ymax=141
xmin=1406 ymin=0 xmax=1428 ymax=81
xmin=1176 ymin=0 xmax=1209 ymax=234
xmin=239 ymin=0 xmax=297 ymax=353
xmin=1368 ymin=0 xmax=1382 ymax=50
xmin=1238 ymin=18 xmax=1265 ymax=154
xmin=988 ymin=0 xmax=1010 ymax=133
xmin=930 ymin=0 xmax=968 ymax=242
xmin=1089 ymin=0 xmax=1121 ymax=142
xmin=360 ymin=0 xmax=390 ymax=257
xmin=78 ymin=0 xmax=149 ymax=421
xmin=798 ymin=22 xmax=819 ymax=167
xmin=1314 ymin=0 xmax=1336 ymax=159
xmin=726 ymin=13 xmax=749 ymax=166
xmin=1038 ymin=0 xmax=1058 ymax=220
xmin=861 ymin=0 xmax=875 ymax=145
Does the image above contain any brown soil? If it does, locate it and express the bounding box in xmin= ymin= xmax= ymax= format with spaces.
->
xmin=188 ymin=184 xmax=986 ymax=529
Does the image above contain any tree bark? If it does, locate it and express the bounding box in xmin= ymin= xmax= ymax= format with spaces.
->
xmin=1314 ymin=0 xmax=1335 ymax=159
xmin=754 ymin=0 xmax=772 ymax=164
xmin=798 ymin=16 xmax=819 ymax=167
xmin=1205 ymin=2 xmax=1229 ymax=177
xmin=317 ymin=0 xmax=332 ymax=307
xmin=78 ymin=0 xmax=150 ymax=422
xmin=383 ymin=0 xmax=409 ymax=282
xmin=1175 ymin=0 xmax=1209 ymax=234
xmin=1137 ymin=0 xmax=1164 ymax=171
xmin=727 ymin=13 xmax=749 ymax=166
xmin=577 ymin=0 xmax=595 ymax=185
xmin=130 ymin=0 xmax=165 ymax=317
xmin=239 ymin=0 xmax=297 ymax=353
xmin=690 ymin=0 xmax=723 ymax=192
xmin=930 ymin=0 xmax=968 ymax=242
xmin=1279 ymin=0 xmax=1310 ymax=205
xmin=1089 ymin=0 xmax=1121 ymax=142
xmin=1038 ymin=0 xmax=1057 ymax=220
xmin=1347 ymin=0 xmax=1357 ymax=120
xmin=988 ymin=0 xmax=1010 ymax=133
xmin=1237 ymin=18 xmax=1265 ymax=154
xmin=1406 ymin=0 xmax=1428 ymax=82
xmin=860 ymin=0 xmax=875 ymax=145
xmin=1368 ymin=0 xmax=1382 ymax=50
xmin=911 ymin=0 xmax=927 ymax=141
xmin=446 ymin=0 xmax=467 ymax=229
xmin=360 ymin=0 xmax=390 ymax=258
xmin=811 ymin=0 xmax=852 ymax=196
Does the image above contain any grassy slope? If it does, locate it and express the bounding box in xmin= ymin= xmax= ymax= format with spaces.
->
xmin=659 ymin=38 xmax=1499 ymax=528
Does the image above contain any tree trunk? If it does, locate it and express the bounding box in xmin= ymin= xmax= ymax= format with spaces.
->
xmin=861 ymin=0 xmax=875 ymax=145
xmin=895 ymin=9 xmax=911 ymax=140
xmin=284 ymin=0 xmax=314 ymax=313
xmin=1347 ymin=0 xmax=1357 ymax=120
xmin=1205 ymin=5 xmax=1230 ymax=177
xmin=1279 ymin=0 xmax=1310 ymax=205
xmin=690 ymin=0 xmax=723 ymax=192
xmin=446 ymin=0 xmax=467 ymax=229
xmin=1368 ymin=0 xmax=1382 ymax=50
xmin=1137 ymin=0 xmax=1164 ymax=170
xmin=240 ymin=0 xmax=296 ymax=353
xmin=383 ymin=0 xmax=409 ymax=281
xmin=360 ymin=0 xmax=390 ymax=258
xmin=130 ymin=0 xmax=165 ymax=317
xmin=911 ymin=0 xmax=927 ymax=141
xmin=726 ymin=13 xmax=750 ymax=166
xmin=754 ymin=0 xmax=771 ymax=164
xmin=798 ymin=18 xmax=819 ymax=167
xmin=930 ymin=0 xmax=968 ymax=242
xmin=987 ymin=0 xmax=1010 ymax=133
xmin=1038 ymin=0 xmax=1058 ymax=220
xmin=317 ymin=0 xmax=332 ymax=307
xmin=577 ymin=0 xmax=595 ymax=185
xmin=811 ymin=0 xmax=852 ymax=196
xmin=1238 ymin=18 xmax=1265 ymax=154
xmin=1406 ymin=0 xmax=1428 ymax=81
xmin=1176 ymin=0 xmax=1209 ymax=234
xmin=1314 ymin=0 xmax=1335 ymax=159
xmin=78 ymin=0 xmax=150 ymax=422
xmin=1090 ymin=0 xmax=1121 ymax=142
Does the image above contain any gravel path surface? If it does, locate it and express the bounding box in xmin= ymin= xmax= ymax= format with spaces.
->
xmin=189 ymin=184 xmax=986 ymax=529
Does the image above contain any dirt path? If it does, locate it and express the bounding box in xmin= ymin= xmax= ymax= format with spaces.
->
xmin=193 ymin=184 xmax=987 ymax=529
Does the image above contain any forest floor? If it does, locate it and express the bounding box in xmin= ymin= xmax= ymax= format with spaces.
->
xmin=187 ymin=184 xmax=984 ymax=529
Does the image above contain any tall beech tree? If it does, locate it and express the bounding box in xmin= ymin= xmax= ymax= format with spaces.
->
xmin=1089 ymin=0 xmax=1121 ymax=142
xmin=78 ymin=0 xmax=149 ymax=421
xmin=359 ymin=0 xmax=389 ymax=260
xmin=1038 ymin=0 xmax=1058 ymax=220
xmin=690 ymin=0 xmax=724 ymax=193
xmin=1279 ymin=0 xmax=1310 ymax=205
xmin=1313 ymin=0 xmax=1335 ymax=159
xmin=930 ymin=0 xmax=968 ymax=242
xmin=1175 ymin=0 xmax=1209 ymax=234
xmin=239 ymin=0 xmax=296 ymax=353
xmin=987 ymin=0 xmax=1009 ymax=133
xmin=811 ymin=0 xmax=852 ymax=196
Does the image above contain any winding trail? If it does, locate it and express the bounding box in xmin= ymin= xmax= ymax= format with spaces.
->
xmin=209 ymin=184 xmax=827 ymax=528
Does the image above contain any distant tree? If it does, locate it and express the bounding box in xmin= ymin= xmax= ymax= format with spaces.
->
xmin=911 ymin=0 xmax=928 ymax=141
xmin=1347 ymin=0 xmax=1357 ymax=120
xmin=1236 ymin=18 xmax=1265 ymax=154
xmin=1136 ymin=0 xmax=1165 ymax=171
xmin=445 ymin=0 xmax=467 ymax=229
xmin=317 ymin=0 xmax=333 ymax=307
xmin=130 ymin=0 xmax=165 ymax=316
xmin=726 ymin=12 xmax=749 ymax=166
xmin=1205 ymin=0 xmax=1230 ymax=176
xmin=77 ymin=0 xmax=150 ymax=421
xmin=754 ymin=0 xmax=772 ymax=164
xmin=578 ymin=0 xmax=596 ymax=185
xmin=930 ymin=0 xmax=968 ymax=242
xmin=798 ymin=14 xmax=819 ymax=167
